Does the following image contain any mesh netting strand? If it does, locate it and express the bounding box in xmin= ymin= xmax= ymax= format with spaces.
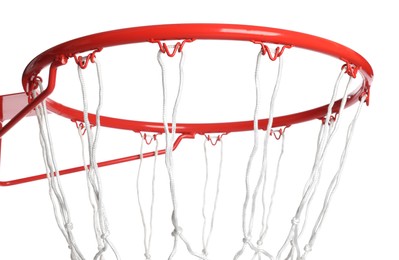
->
xmin=33 ymin=44 xmax=366 ymax=260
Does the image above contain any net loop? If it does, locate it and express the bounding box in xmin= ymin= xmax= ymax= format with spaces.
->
xmin=151 ymin=39 xmax=195 ymax=57
xmin=252 ymin=41 xmax=291 ymax=61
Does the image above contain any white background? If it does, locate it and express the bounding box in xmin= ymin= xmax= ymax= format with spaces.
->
xmin=0 ymin=1 xmax=397 ymax=259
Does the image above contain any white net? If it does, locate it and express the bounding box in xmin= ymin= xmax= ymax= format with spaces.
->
xmin=33 ymin=41 xmax=366 ymax=260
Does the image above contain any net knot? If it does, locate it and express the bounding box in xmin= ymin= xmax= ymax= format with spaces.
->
xmin=171 ymin=226 xmax=183 ymax=237
xmin=304 ymin=244 xmax=312 ymax=253
xmin=64 ymin=222 xmax=74 ymax=231
xmin=144 ymin=253 xmax=152 ymax=259
xmin=256 ymin=240 xmax=263 ymax=246
xmin=202 ymin=249 xmax=208 ymax=256
xmin=101 ymin=231 xmax=110 ymax=240
xmin=291 ymin=217 xmax=300 ymax=225
xmin=242 ymin=236 xmax=251 ymax=244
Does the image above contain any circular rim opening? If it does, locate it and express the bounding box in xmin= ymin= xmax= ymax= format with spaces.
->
xmin=23 ymin=24 xmax=373 ymax=134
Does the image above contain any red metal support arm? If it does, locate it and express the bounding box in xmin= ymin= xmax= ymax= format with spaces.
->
xmin=0 ymin=133 xmax=195 ymax=186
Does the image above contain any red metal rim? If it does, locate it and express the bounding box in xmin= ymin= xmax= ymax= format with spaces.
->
xmin=22 ymin=24 xmax=373 ymax=134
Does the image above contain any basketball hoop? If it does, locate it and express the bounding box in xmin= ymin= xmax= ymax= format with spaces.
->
xmin=0 ymin=24 xmax=373 ymax=260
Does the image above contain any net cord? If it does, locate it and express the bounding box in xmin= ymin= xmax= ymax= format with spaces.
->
xmin=259 ymin=130 xmax=286 ymax=244
xmin=136 ymin=135 xmax=159 ymax=260
xmin=235 ymin=50 xmax=284 ymax=260
xmin=296 ymin=73 xmax=350 ymax=241
xmin=201 ymin=137 xmax=224 ymax=257
xmin=277 ymin=69 xmax=359 ymax=260
xmin=77 ymin=57 xmax=120 ymax=260
xmin=157 ymin=49 xmax=206 ymax=260
xmin=258 ymin=54 xmax=285 ymax=244
xmin=293 ymin=71 xmax=346 ymax=243
xmin=76 ymin=122 xmax=104 ymax=254
xmin=241 ymin=51 xmax=262 ymax=241
xmin=299 ymin=92 xmax=367 ymax=260
xmin=32 ymin=42 xmax=366 ymax=260
xmin=34 ymin=83 xmax=85 ymax=260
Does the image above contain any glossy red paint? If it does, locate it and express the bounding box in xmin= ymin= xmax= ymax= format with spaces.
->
xmin=0 ymin=24 xmax=374 ymax=185
xmin=0 ymin=24 xmax=372 ymax=136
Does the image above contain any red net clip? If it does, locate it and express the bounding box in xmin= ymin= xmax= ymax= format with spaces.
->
xmin=320 ymin=114 xmax=337 ymax=125
xmin=72 ymin=48 xmax=103 ymax=69
xmin=252 ymin=41 xmax=292 ymax=61
xmin=361 ymin=88 xmax=370 ymax=106
xmin=205 ymin=133 xmax=226 ymax=146
xmin=150 ymin=39 xmax=195 ymax=57
xmin=27 ymin=76 xmax=43 ymax=103
xmin=270 ymin=126 xmax=290 ymax=140
xmin=342 ymin=60 xmax=370 ymax=105
xmin=342 ymin=60 xmax=360 ymax=78
xmin=74 ymin=121 xmax=93 ymax=135
xmin=140 ymin=132 xmax=159 ymax=145
xmin=29 ymin=76 xmax=42 ymax=92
